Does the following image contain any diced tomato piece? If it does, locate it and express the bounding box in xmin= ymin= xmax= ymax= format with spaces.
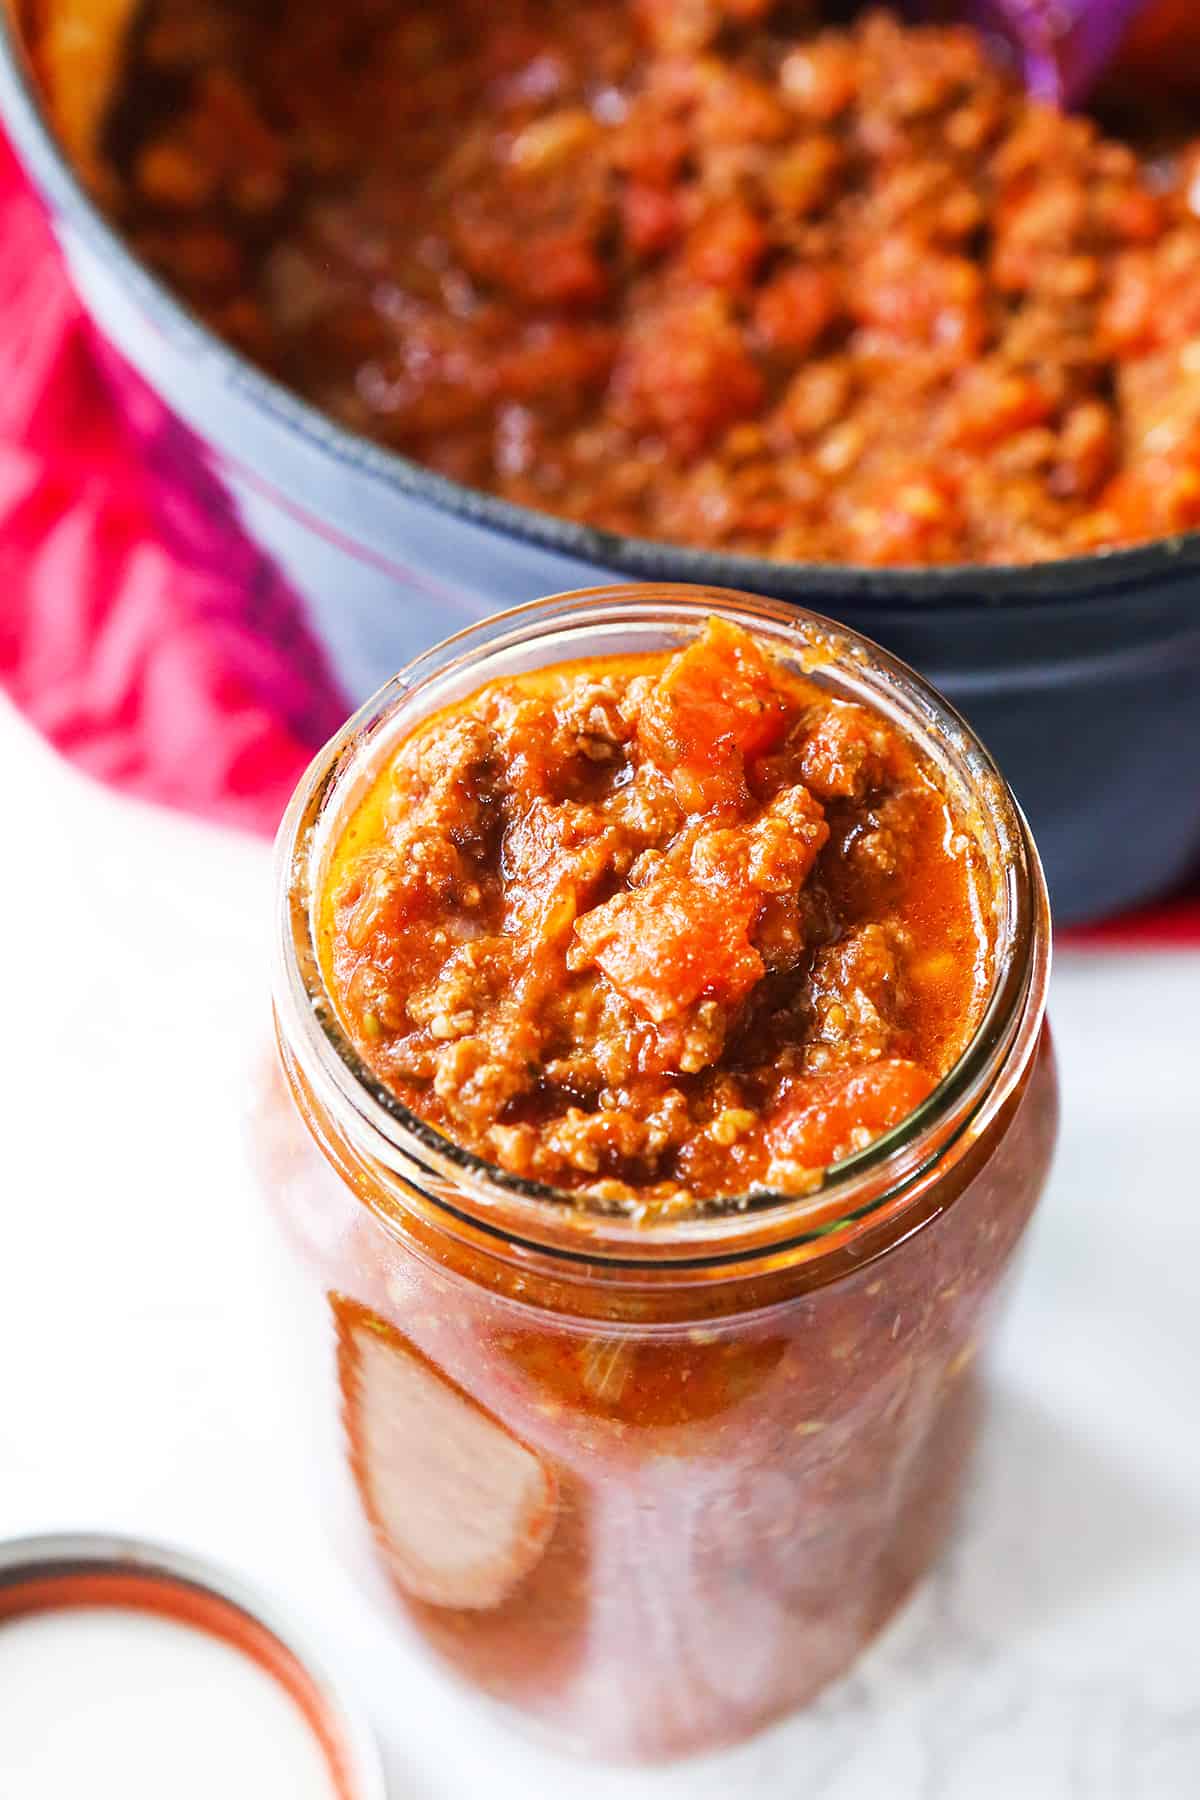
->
xmin=494 ymin=321 xmax=617 ymax=402
xmin=1100 ymin=186 xmax=1165 ymax=247
xmin=522 ymin=231 xmax=610 ymax=307
xmin=637 ymin=618 xmax=793 ymax=810
xmin=753 ymin=264 xmax=841 ymax=355
xmin=945 ymin=365 xmax=1055 ymax=452
xmin=612 ymin=109 xmax=691 ymax=186
xmin=622 ymin=179 xmax=684 ymax=257
xmin=766 ymin=1060 xmax=936 ymax=1169
xmin=1098 ymin=430 xmax=1200 ymax=540
xmin=611 ymin=294 xmax=765 ymax=457
xmin=454 ymin=194 xmax=611 ymax=310
xmin=682 ymin=199 xmax=768 ymax=295
xmin=572 ymin=870 xmax=763 ymax=1023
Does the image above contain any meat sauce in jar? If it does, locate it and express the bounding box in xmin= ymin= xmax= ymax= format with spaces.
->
xmin=322 ymin=616 xmax=990 ymax=1205
xmin=69 ymin=0 xmax=1200 ymax=564
xmin=268 ymin=588 xmax=1057 ymax=1758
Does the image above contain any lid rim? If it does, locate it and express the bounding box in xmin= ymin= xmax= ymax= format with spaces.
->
xmin=0 ymin=1530 xmax=386 ymax=1800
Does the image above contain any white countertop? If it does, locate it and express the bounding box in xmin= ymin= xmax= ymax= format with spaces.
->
xmin=2 ymin=693 xmax=1198 ymax=1800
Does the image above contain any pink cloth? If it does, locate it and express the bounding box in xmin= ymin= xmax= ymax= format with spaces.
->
xmin=0 ymin=133 xmax=347 ymax=836
xmin=0 ymin=131 xmax=1196 ymax=938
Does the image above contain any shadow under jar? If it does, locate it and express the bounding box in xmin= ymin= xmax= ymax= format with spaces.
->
xmin=265 ymin=586 xmax=1058 ymax=1762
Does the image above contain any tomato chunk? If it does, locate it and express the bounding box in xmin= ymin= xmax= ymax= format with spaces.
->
xmin=752 ymin=264 xmax=841 ymax=355
xmin=766 ymin=1060 xmax=936 ymax=1169
xmin=637 ymin=617 xmax=793 ymax=810
xmin=1097 ymin=430 xmax=1200 ymax=541
xmin=572 ymin=869 xmax=763 ymax=1024
xmin=611 ymin=295 xmax=765 ymax=458
xmin=683 ymin=199 xmax=768 ymax=295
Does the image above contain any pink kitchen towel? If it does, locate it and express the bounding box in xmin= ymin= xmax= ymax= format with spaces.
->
xmin=0 ymin=131 xmax=347 ymax=836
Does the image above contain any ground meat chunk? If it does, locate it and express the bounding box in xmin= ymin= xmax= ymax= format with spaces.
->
xmin=804 ymin=923 xmax=909 ymax=1069
xmin=321 ymin=619 xmax=991 ymax=1205
xmin=432 ymin=1024 xmax=541 ymax=1129
xmin=795 ymin=702 xmax=895 ymax=802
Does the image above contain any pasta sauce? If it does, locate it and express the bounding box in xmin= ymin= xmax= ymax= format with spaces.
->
xmin=322 ymin=618 xmax=991 ymax=1206
xmin=266 ymin=590 xmax=1058 ymax=1758
xmin=63 ymin=0 xmax=1200 ymax=563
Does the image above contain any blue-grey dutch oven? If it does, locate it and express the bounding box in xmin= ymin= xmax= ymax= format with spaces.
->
xmin=2 ymin=6 xmax=1199 ymax=926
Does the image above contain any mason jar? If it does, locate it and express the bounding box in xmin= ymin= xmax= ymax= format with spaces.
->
xmin=261 ymin=585 xmax=1058 ymax=1761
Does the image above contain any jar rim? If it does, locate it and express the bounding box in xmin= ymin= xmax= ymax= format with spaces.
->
xmin=273 ymin=584 xmax=1052 ymax=1271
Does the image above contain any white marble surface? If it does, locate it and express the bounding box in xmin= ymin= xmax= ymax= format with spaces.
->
xmin=1 ymin=691 xmax=1198 ymax=1799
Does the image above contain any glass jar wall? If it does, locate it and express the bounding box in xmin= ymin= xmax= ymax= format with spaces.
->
xmin=263 ymin=587 xmax=1058 ymax=1761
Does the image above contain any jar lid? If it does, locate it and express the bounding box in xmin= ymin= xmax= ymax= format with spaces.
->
xmin=0 ymin=1532 xmax=385 ymax=1800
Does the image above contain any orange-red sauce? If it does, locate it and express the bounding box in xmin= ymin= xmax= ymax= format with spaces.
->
xmin=321 ymin=619 xmax=992 ymax=1205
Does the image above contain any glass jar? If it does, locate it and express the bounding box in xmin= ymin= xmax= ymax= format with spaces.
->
xmin=263 ymin=586 xmax=1058 ymax=1762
